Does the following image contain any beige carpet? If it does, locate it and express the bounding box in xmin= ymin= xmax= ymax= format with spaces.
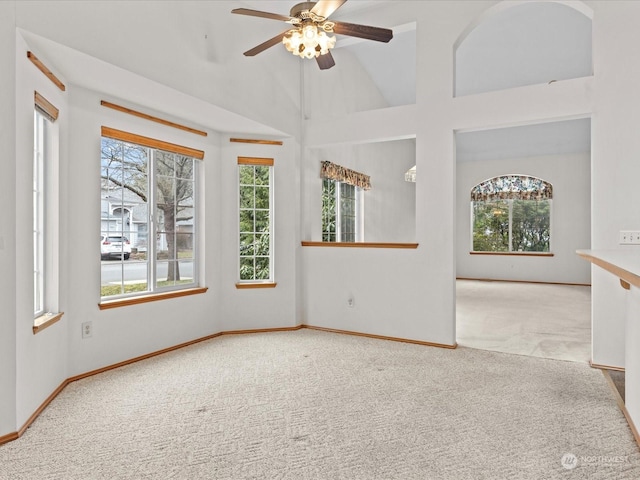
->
xmin=456 ymin=280 xmax=591 ymax=363
xmin=1 ymin=329 xmax=638 ymax=479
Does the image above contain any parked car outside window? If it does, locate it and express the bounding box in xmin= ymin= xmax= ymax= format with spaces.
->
xmin=100 ymin=235 xmax=131 ymax=260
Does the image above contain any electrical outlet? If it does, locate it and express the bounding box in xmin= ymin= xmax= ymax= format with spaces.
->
xmin=347 ymin=296 xmax=355 ymax=308
xmin=82 ymin=321 xmax=92 ymax=339
xmin=620 ymin=231 xmax=640 ymax=245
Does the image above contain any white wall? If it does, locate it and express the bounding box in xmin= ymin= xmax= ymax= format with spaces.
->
xmin=0 ymin=2 xmax=17 ymax=436
xmin=456 ymin=152 xmax=591 ymax=284
xmin=13 ymin=32 xmax=70 ymax=428
xmin=217 ymin=137 xmax=301 ymax=332
xmin=590 ymin=0 xmax=640 ymax=368
xmin=302 ymin=47 xmax=390 ymax=121
xmin=455 ymin=1 xmax=592 ymax=96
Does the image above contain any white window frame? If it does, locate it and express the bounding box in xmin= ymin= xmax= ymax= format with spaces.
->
xmin=323 ymin=179 xmax=363 ymax=242
xmin=100 ymin=129 xmax=201 ymax=301
xmin=237 ymin=157 xmax=274 ymax=283
xmin=33 ymin=109 xmax=47 ymax=317
xmin=33 ymin=93 xmax=61 ymax=325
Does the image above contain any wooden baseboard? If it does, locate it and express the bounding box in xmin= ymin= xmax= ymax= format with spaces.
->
xmin=601 ymin=369 xmax=640 ymax=448
xmin=303 ymin=325 xmax=457 ymax=349
xmin=17 ymin=380 xmax=69 ymax=437
xmin=456 ymin=277 xmax=591 ymax=287
xmin=221 ymin=325 xmax=303 ymax=335
xmin=0 ymin=324 xmax=469 ymax=446
xmin=3 ymin=325 xmax=305 ymax=445
xmin=0 ymin=431 xmax=18 ymax=445
xmin=590 ymin=361 xmax=625 ymax=372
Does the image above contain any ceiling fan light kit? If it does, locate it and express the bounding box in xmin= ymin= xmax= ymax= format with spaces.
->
xmin=283 ymin=22 xmax=336 ymax=59
xmin=232 ymin=0 xmax=393 ymax=70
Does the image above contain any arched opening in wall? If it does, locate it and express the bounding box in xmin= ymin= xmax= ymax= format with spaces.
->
xmin=454 ymin=118 xmax=592 ymax=363
xmin=454 ymin=1 xmax=592 ymax=97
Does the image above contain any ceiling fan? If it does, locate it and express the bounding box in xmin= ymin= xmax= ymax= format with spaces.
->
xmin=231 ymin=0 xmax=393 ymax=70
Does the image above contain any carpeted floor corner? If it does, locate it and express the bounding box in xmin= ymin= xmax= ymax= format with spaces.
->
xmin=1 ymin=329 xmax=638 ymax=479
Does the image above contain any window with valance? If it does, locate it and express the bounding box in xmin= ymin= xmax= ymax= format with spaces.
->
xmin=471 ymin=175 xmax=552 ymax=253
xmin=320 ymin=161 xmax=368 ymax=242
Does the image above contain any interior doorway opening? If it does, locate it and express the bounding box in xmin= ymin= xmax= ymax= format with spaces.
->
xmin=454 ymin=119 xmax=592 ymax=363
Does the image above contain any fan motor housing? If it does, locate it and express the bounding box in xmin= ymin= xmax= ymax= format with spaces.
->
xmin=290 ymin=2 xmax=320 ymax=19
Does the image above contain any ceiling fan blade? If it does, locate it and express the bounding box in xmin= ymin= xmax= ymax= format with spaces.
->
xmin=243 ymin=30 xmax=291 ymax=57
xmin=311 ymin=0 xmax=347 ymax=19
xmin=316 ymin=51 xmax=336 ymax=70
xmin=332 ymin=21 xmax=393 ymax=43
xmin=231 ymin=8 xmax=294 ymax=23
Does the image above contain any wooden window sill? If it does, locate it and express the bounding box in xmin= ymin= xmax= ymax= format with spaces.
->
xmin=470 ymin=251 xmax=554 ymax=257
xmin=235 ymin=282 xmax=277 ymax=289
xmin=302 ymin=241 xmax=418 ymax=249
xmin=99 ymin=287 xmax=208 ymax=310
xmin=33 ymin=312 xmax=64 ymax=334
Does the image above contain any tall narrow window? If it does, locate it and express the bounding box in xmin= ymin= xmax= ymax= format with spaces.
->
xmin=33 ymin=110 xmax=47 ymax=316
xmin=471 ymin=175 xmax=552 ymax=253
xmin=322 ymin=179 xmax=362 ymax=242
xmin=33 ymin=92 xmax=59 ymax=318
xmin=238 ymin=157 xmax=273 ymax=282
xmin=100 ymin=128 xmax=201 ymax=300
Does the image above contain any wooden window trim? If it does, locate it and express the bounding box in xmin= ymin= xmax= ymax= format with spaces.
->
xmin=99 ymin=287 xmax=208 ymax=310
xmin=238 ymin=156 xmax=274 ymax=166
xmin=33 ymin=312 xmax=64 ymax=335
xmin=101 ymin=126 xmax=204 ymax=160
xmin=230 ymin=138 xmax=283 ymax=146
xmin=34 ymin=92 xmax=59 ymax=122
xmin=27 ymin=51 xmax=66 ymax=91
xmin=235 ymin=282 xmax=277 ymax=289
xmin=100 ymin=101 xmax=207 ymax=137
xmin=469 ymin=251 xmax=554 ymax=257
xmin=301 ymin=241 xmax=419 ymax=249
xmin=238 ymin=160 xmax=274 ymax=282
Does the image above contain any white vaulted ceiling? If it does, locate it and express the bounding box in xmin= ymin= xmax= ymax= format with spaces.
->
xmin=17 ymin=0 xmax=592 ymax=155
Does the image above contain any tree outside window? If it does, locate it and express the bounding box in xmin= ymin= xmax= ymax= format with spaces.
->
xmin=100 ymin=132 xmax=198 ymax=298
xmin=322 ymin=179 xmax=361 ymax=242
xmin=238 ymin=158 xmax=273 ymax=282
xmin=471 ymin=175 xmax=551 ymax=253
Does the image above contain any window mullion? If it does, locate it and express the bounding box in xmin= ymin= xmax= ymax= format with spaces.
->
xmin=149 ymin=148 xmax=156 ymax=292
xmin=508 ymin=200 xmax=513 ymax=252
xmin=335 ymin=181 xmax=341 ymax=240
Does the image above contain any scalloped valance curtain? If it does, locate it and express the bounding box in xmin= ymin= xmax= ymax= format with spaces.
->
xmin=470 ymin=175 xmax=552 ymax=202
xmin=320 ymin=161 xmax=371 ymax=190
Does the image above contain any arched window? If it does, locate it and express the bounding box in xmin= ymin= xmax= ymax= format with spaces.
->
xmin=470 ymin=175 xmax=552 ymax=253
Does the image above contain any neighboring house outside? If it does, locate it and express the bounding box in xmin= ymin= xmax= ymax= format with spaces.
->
xmin=101 ymin=184 xmax=193 ymax=254
xmin=101 ymin=185 xmax=148 ymax=252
